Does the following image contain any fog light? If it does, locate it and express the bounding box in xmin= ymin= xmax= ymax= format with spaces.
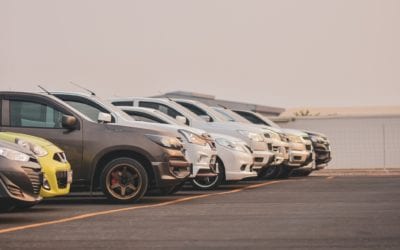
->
xmin=42 ymin=176 xmax=51 ymax=190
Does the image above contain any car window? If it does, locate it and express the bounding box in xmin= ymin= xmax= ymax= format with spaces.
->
xmin=65 ymin=101 xmax=105 ymax=122
xmin=124 ymin=111 xmax=168 ymax=124
xmin=112 ymin=101 xmax=133 ymax=106
xmin=139 ymin=102 xmax=189 ymax=125
xmin=176 ymin=102 xmax=214 ymax=122
xmin=234 ymin=111 xmax=268 ymax=126
xmin=9 ymin=100 xmax=65 ymax=128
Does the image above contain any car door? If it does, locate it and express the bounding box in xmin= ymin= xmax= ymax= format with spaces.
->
xmin=0 ymin=95 xmax=86 ymax=184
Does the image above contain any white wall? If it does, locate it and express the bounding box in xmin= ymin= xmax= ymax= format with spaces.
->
xmin=279 ymin=115 xmax=400 ymax=169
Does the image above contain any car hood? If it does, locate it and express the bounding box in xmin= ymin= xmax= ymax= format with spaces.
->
xmin=0 ymin=132 xmax=55 ymax=147
xmin=303 ymin=130 xmax=327 ymax=138
xmin=204 ymin=121 xmax=265 ymax=134
xmin=0 ymin=138 xmax=35 ymax=156
xmin=280 ymin=128 xmax=309 ymax=137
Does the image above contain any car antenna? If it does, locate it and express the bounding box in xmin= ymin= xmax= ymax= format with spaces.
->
xmin=69 ymin=81 xmax=96 ymax=96
xmin=37 ymin=85 xmax=52 ymax=95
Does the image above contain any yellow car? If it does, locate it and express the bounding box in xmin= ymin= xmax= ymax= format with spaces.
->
xmin=0 ymin=132 xmax=72 ymax=198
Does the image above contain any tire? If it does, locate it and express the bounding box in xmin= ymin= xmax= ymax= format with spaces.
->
xmin=100 ymin=157 xmax=148 ymax=203
xmin=258 ymin=165 xmax=280 ymax=179
xmin=277 ymin=165 xmax=293 ymax=179
xmin=291 ymin=169 xmax=312 ymax=177
xmin=191 ymin=158 xmax=224 ymax=190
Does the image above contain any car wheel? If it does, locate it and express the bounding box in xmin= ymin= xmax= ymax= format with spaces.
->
xmin=291 ymin=169 xmax=313 ymax=177
xmin=258 ymin=165 xmax=280 ymax=179
xmin=277 ymin=165 xmax=293 ymax=179
xmin=100 ymin=157 xmax=148 ymax=203
xmin=191 ymin=158 xmax=224 ymax=190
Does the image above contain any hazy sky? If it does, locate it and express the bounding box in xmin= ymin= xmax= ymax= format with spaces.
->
xmin=1 ymin=0 xmax=399 ymax=108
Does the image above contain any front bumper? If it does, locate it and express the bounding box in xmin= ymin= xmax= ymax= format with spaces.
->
xmin=287 ymin=150 xmax=312 ymax=167
xmin=252 ymin=150 xmax=274 ymax=170
xmin=314 ymin=143 xmax=332 ymax=166
xmin=0 ymin=159 xmax=42 ymax=206
xmin=151 ymin=149 xmax=191 ymax=188
xmin=39 ymin=157 xmax=73 ymax=198
xmin=218 ymin=147 xmax=257 ymax=181
xmin=184 ymin=143 xmax=218 ymax=178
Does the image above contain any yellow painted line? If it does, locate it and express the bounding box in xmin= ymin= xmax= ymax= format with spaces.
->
xmin=326 ymin=176 xmax=335 ymax=180
xmin=0 ymin=180 xmax=285 ymax=235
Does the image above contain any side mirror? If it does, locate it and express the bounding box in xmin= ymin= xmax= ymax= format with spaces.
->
xmin=98 ymin=112 xmax=112 ymax=123
xmin=199 ymin=115 xmax=211 ymax=122
xmin=175 ymin=115 xmax=187 ymax=125
xmin=62 ymin=115 xmax=78 ymax=130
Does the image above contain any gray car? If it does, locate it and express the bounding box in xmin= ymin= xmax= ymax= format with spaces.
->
xmin=0 ymin=92 xmax=191 ymax=203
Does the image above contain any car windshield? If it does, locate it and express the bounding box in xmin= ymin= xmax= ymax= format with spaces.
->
xmin=213 ymin=108 xmax=252 ymax=123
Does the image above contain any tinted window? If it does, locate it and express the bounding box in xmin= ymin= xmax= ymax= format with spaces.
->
xmin=124 ymin=111 xmax=167 ymax=124
xmin=65 ymin=101 xmax=105 ymax=122
xmin=139 ymin=102 xmax=179 ymax=118
xmin=234 ymin=111 xmax=268 ymax=126
xmin=177 ymin=102 xmax=214 ymax=122
xmin=112 ymin=101 xmax=133 ymax=106
xmin=9 ymin=100 xmax=65 ymax=128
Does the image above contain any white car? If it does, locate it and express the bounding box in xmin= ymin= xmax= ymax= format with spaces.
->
xmin=120 ymin=107 xmax=257 ymax=189
xmin=110 ymin=97 xmax=274 ymax=174
xmin=212 ymin=106 xmax=291 ymax=178
xmin=232 ymin=110 xmax=315 ymax=176
xmin=52 ymin=92 xmax=218 ymax=193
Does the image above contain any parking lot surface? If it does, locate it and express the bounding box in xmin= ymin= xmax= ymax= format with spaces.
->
xmin=0 ymin=176 xmax=399 ymax=249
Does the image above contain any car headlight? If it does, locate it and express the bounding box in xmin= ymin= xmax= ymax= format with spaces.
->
xmin=264 ymin=131 xmax=280 ymax=141
xmin=15 ymin=138 xmax=48 ymax=157
xmin=287 ymin=135 xmax=303 ymax=143
xmin=237 ymin=130 xmax=264 ymax=142
xmin=0 ymin=147 xmax=30 ymax=162
xmin=179 ymin=130 xmax=207 ymax=146
xmin=146 ymin=134 xmax=183 ymax=150
xmin=215 ymin=138 xmax=246 ymax=153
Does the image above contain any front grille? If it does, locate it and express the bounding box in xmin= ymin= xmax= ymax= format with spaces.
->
xmin=306 ymin=145 xmax=312 ymax=151
xmin=56 ymin=171 xmax=68 ymax=189
xmin=22 ymin=167 xmax=42 ymax=195
xmin=267 ymin=143 xmax=273 ymax=151
xmin=254 ymin=157 xmax=264 ymax=163
xmin=53 ymin=152 xmax=67 ymax=163
xmin=272 ymin=146 xmax=279 ymax=152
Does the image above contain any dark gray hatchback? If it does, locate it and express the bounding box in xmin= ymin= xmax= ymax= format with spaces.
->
xmin=0 ymin=92 xmax=191 ymax=203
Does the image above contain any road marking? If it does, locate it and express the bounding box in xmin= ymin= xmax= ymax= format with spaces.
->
xmin=326 ymin=176 xmax=335 ymax=180
xmin=0 ymin=180 xmax=285 ymax=235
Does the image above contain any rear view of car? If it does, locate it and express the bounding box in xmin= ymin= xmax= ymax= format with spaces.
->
xmin=0 ymin=139 xmax=42 ymax=212
xmin=0 ymin=132 xmax=72 ymax=198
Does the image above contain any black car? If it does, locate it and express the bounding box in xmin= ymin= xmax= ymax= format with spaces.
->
xmin=0 ymin=140 xmax=42 ymax=212
xmin=305 ymin=131 xmax=332 ymax=167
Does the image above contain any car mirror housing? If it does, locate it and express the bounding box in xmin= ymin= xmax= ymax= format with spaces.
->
xmin=98 ymin=112 xmax=112 ymax=123
xmin=199 ymin=115 xmax=211 ymax=122
xmin=62 ymin=115 xmax=78 ymax=130
xmin=175 ymin=115 xmax=187 ymax=125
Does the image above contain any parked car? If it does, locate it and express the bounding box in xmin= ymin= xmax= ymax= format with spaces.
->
xmin=120 ymin=107 xmax=257 ymax=189
xmin=0 ymin=132 xmax=72 ymax=198
xmin=0 ymin=139 xmax=42 ymax=212
xmin=233 ymin=110 xmax=327 ymax=175
xmin=0 ymin=92 xmax=190 ymax=202
xmin=51 ymin=92 xmax=218 ymax=192
xmin=110 ymin=97 xmax=273 ymax=175
xmin=212 ymin=106 xmax=292 ymax=178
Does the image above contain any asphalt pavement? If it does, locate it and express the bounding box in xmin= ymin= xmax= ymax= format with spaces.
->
xmin=0 ymin=176 xmax=399 ymax=250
